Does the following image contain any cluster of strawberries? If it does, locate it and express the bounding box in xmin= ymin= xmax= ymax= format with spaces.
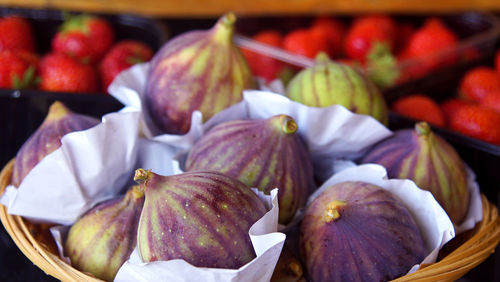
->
xmin=241 ymin=14 xmax=459 ymax=86
xmin=392 ymin=50 xmax=500 ymax=146
xmin=0 ymin=14 xmax=154 ymax=94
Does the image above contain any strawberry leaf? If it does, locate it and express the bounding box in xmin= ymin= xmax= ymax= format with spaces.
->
xmin=365 ymin=42 xmax=399 ymax=88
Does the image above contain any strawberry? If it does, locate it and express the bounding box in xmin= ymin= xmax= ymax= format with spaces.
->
xmin=52 ymin=14 xmax=114 ymax=64
xmin=39 ymin=53 xmax=98 ymax=93
xmin=0 ymin=49 xmax=38 ymax=89
xmin=479 ymin=91 xmax=500 ymax=113
xmin=440 ymin=98 xmax=473 ymax=123
xmin=459 ymin=66 xmax=500 ymax=102
xmin=398 ymin=18 xmax=458 ymax=78
xmin=0 ymin=15 xmax=35 ymax=52
xmin=449 ymin=104 xmax=500 ymax=145
xmin=283 ymin=28 xmax=329 ymax=59
xmin=99 ymin=40 xmax=153 ymax=91
xmin=495 ymin=49 xmax=500 ymax=74
xmin=343 ymin=15 xmax=397 ymax=62
xmin=395 ymin=23 xmax=415 ymax=53
xmin=309 ymin=16 xmax=345 ymax=58
xmin=391 ymin=94 xmax=446 ymax=127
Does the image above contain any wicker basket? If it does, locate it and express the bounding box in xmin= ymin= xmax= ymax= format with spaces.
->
xmin=1 ymin=159 xmax=499 ymax=282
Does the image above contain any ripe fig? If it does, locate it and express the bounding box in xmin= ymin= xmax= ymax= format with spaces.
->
xmin=145 ymin=12 xmax=256 ymax=134
xmin=185 ymin=114 xmax=315 ymax=225
xmin=285 ymin=52 xmax=388 ymax=125
xmin=65 ymin=185 xmax=145 ymax=281
xmin=300 ymin=181 xmax=426 ymax=282
xmin=12 ymin=101 xmax=99 ymax=187
xmin=361 ymin=122 xmax=470 ymax=224
xmin=134 ymin=169 xmax=267 ymax=268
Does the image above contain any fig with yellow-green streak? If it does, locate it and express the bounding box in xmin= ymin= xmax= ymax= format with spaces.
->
xmin=65 ymin=186 xmax=145 ymax=281
xmin=134 ymin=169 xmax=267 ymax=268
xmin=145 ymin=12 xmax=256 ymax=134
xmin=185 ymin=114 xmax=315 ymax=225
xmin=12 ymin=101 xmax=99 ymax=187
xmin=300 ymin=181 xmax=426 ymax=282
xmin=285 ymin=52 xmax=388 ymax=125
xmin=361 ymin=122 xmax=470 ymax=224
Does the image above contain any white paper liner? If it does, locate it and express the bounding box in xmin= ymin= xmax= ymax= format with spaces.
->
xmin=308 ymin=163 xmax=455 ymax=273
xmin=0 ymin=109 xmax=141 ymax=225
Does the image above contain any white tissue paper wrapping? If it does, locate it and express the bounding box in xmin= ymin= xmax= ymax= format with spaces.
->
xmin=310 ymin=163 xmax=455 ymax=273
xmin=0 ymin=109 xmax=141 ymax=225
xmin=114 ymin=188 xmax=284 ymax=282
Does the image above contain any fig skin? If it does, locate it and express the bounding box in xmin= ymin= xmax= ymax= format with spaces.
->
xmin=134 ymin=169 xmax=267 ymax=269
xmin=11 ymin=101 xmax=99 ymax=187
xmin=285 ymin=53 xmax=388 ymax=125
xmin=361 ymin=122 xmax=470 ymax=224
xmin=300 ymin=181 xmax=427 ymax=282
xmin=145 ymin=12 xmax=255 ymax=134
xmin=185 ymin=114 xmax=315 ymax=225
xmin=65 ymin=186 xmax=145 ymax=281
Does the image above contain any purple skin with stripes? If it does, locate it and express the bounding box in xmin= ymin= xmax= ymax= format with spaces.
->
xmin=11 ymin=101 xmax=99 ymax=187
xmin=184 ymin=115 xmax=315 ymax=225
xmin=360 ymin=122 xmax=470 ymax=224
xmin=145 ymin=13 xmax=255 ymax=134
xmin=65 ymin=186 xmax=145 ymax=281
xmin=300 ymin=181 xmax=427 ymax=282
xmin=135 ymin=169 xmax=267 ymax=269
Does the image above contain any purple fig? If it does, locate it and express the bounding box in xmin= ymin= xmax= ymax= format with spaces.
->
xmin=12 ymin=101 xmax=99 ymax=187
xmin=134 ymin=169 xmax=267 ymax=268
xmin=145 ymin=12 xmax=256 ymax=134
xmin=361 ymin=122 xmax=470 ymax=224
xmin=185 ymin=114 xmax=315 ymax=225
xmin=65 ymin=186 xmax=145 ymax=281
xmin=300 ymin=181 xmax=426 ymax=282
xmin=285 ymin=53 xmax=388 ymax=125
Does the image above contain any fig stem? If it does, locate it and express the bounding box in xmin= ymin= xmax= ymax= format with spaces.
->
xmin=288 ymin=261 xmax=303 ymax=278
xmin=314 ymin=52 xmax=331 ymax=63
xmin=131 ymin=185 xmax=145 ymax=199
xmin=279 ymin=115 xmax=298 ymax=134
xmin=324 ymin=200 xmax=347 ymax=223
xmin=134 ymin=169 xmax=152 ymax=186
xmin=415 ymin=122 xmax=431 ymax=136
xmin=213 ymin=12 xmax=236 ymax=43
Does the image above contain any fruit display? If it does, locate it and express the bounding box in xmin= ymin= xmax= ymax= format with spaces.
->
xmin=145 ymin=12 xmax=255 ymax=134
xmin=361 ymin=122 xmax=470 ymax=224
xmin=11 ymin=101 xmax=99 ymax=187
xmin=185 ymin=114 xmax=315 ymax=224
xmin=65 ymin=185 xmax=145 ymax=281
xmin=300 ymin=181 xmax=427 ymax=281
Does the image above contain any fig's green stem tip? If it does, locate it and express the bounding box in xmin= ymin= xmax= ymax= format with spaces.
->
xmin=415 ymin=121 xmax=431 ymax=136
xmin=134 ymin=168 xmax=152 ymax=185
xmin=324 ymin=200 xmax=346 ymax=223
xmin=279 ymin=115 xmax=298 ymax=134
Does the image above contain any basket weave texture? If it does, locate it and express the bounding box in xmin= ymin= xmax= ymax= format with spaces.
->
xmin=1 ymin=159 xmax=499 ymax=282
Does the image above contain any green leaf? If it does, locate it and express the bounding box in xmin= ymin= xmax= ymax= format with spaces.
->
xmin=365 ymin=42 xmax=400 ymax=88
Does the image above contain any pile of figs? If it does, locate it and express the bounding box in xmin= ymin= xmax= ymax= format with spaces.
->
xmin=7 ymin=12 xmax=474 ymax=282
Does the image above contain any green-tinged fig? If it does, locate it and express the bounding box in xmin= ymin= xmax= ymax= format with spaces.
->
xmin=285 ymin=52 xmax=388 ymax=125
xmin=185 ymin=114 xmax=315 ymax=225
xmin=300 ymin=181 xmax=426 ymax=282
xmin=361 ymin=122 xmax=470 ymax=224
xmin=12 ymin=101 xmax=99 ymax=187
xmin=65 ymin=186 xmax=145 ymax=281
xmin=145 ymin=12 xmax=256 ymax=134
xmin=134 ymin=169 xmax=267 ymax=268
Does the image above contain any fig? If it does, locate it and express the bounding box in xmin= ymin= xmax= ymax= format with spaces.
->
xmin=271 ymin=243 xmax=306 ymax=282
xmin=145 ymin=12 xmax=255 ymax=134
xmin=11 ymin=101 xmax=99 ymax=187
xmin=361 ymin=122 xmax=470 ymax=224
xmin=300 ymin=181 xmax=427 ymax=282
xmin=134 ymin=169 xmax=267 ymax=268
xmin=185 ymin=114 xmax=315 ymax=225
xmin=65 ymin=185 xmax=145 ymax=281
xmin=285 ymin=53 xmax=388 ymax=125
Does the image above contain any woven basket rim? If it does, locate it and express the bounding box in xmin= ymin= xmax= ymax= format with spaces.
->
xmin=1 ymin=158 xmax=499 ymax=282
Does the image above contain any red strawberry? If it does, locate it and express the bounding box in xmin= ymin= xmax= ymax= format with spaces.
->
xmin=395 ymin=23 xmax=415 ymax=53
xmin=309 ymin=16 xmax=345 ymax=58
xmin=440 ymin=98 xmax=473 ymax=122
xmin=99 ymin=40 xmax=153 ymax=91
xmin=283 ymin=28 xmax=329 ymax=59
xmin=449 ymin=104 xmax=500 ymax=145
xmin=459 ymin=67 xmax=500 ymax=102
xmin=399 ymin=18 xmax=458 ymax=77
xmin=52 ymin=14 xmax=114 ymax=64
xmin=479 ymin=91 xmax=500 ymax=113
xmin=39 ymin=53 xmax=98 ymax=93
xmin=344 ymin=15 xmax=397 ymax=62
xmin=391 ymin=94 xmax=446 ymax=127
xmin=0 ymin=49 xmax=38 ymax=89
xmin=495 ymin=49 xmax=500 ymax=74
xmin=0 ymin=15 xmax=35 ymax=52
